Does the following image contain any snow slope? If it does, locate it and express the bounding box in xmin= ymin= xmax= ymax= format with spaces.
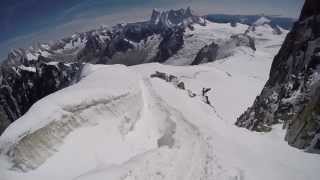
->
xmin=165 ymin=22 xmax=249 ymax=65
xmin=0 ymin=22 xmax=319 ymax=180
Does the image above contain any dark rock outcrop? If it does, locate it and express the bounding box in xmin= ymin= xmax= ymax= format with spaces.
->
xmin=155 ymin=27 xmax=185 ymax=63
xmin=0 ymin=58 xmax=83 ymax=134
xmin=150 ymin=71 xmax=185 ymax=90
xmin=230 ymin=34 xmax=256 ymax=51
xmin=191 ymin=34 xmax=255 ymax=65
xmin=151 ymin=7 xmax=205 ymax=29
xmin=299 ymin=0 xmax=320 ymax=21
xmin=191 ymin=42 xmax=219 ymax=65
xmin=236 ymin=0 xmax=320 ymax=153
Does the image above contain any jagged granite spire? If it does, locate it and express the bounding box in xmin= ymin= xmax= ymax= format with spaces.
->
xmin=150 ymin=7 xmax=205 ymax=29
xmin=299 ymin=0 xmax=320 ymax=21
xmin=236 ymin=0 xmax=320 ymax=153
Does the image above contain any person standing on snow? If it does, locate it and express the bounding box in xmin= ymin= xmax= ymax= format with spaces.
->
xmin=202 ymin=88 xmax=212 ymax=105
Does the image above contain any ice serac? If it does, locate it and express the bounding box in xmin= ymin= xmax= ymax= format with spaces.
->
xmin=236 ymin=0 xmax=320 ymax=153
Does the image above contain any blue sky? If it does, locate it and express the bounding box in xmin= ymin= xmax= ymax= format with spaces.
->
xmin=0 ymin=0 xmax=304 ymax=59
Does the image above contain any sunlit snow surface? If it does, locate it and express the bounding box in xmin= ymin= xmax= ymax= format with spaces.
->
xmin=0 ymin=21 xmax=319 ymax=180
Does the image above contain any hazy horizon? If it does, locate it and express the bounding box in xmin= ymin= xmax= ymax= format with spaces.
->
xmin=0 ymin=0 xmax=304 ymax=60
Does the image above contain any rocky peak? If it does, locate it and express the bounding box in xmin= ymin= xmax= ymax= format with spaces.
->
xmin=150 ymin=7 xmax=204 ymax=29
xmin=236 ymin=0 xmax=320 ymax=154
xmin=150 ymin=8 xmax=161 ymax=24
xmin=245 ymin=15 xmax=283 ymax=35
xmin=299 ymin=0 xmax=320 ymax=21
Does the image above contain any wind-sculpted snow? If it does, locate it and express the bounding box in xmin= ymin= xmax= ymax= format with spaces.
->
xmin=5 ymin=92 xmax=142 ymax=171
xmin=74 ymin=78 xmax=210 ymax=180
xmin=0 ymin=64 xmax=212 ymax=180
xmin=0 ymin=65 xmax=144 ymax=171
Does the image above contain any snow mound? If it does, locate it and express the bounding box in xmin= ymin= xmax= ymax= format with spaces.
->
xmin=254 ymin=16 xmax=271 ymax=26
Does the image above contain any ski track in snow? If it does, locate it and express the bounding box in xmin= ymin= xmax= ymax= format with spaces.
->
xmin=142 ymin=78 xmax=243 ymax=180
xmin=72 ymin=77 xmax=211 ymax=180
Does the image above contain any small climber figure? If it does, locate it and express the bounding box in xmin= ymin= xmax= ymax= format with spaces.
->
xmin=202 ymin=88 xmax=212 ymax=105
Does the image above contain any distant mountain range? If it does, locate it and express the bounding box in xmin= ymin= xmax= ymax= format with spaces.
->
xmin=205 ymin=14 xmax=296 ymax=30
xmin=0 ymin=8 xmax=286 ymax=135
xmin=0 ymin=2 xmax=320 ymax=179
xmin=0 ymin=7 xmax=317 ymax=155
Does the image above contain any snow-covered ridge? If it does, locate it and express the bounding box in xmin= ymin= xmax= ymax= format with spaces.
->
xmin=1 ymin=6 xmax=319 ymax=180
xmin=0 ymin=8 xmax=289 ymax=134
xmin=0 ymin=65 xmax=144 ymax=170
xmin=1 ymin=57 xmax=319 ymax=180
xmin=0 ymin=64 xmax=213 ymax=179
xmin=0 ymin=7 xmax=203 ymax=133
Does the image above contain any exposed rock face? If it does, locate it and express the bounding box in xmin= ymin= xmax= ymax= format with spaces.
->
xmin=191 ymin=42 xmax=219 ymax=65
xmin=236 ymin=0 xmax=320 ymax=153
xmin=150 ymin=71 xmax=185 ymax=90
xmin=155 ymin=27 xmax=185 ymax=63
xmin=231 ymin=34 xmax=256 ymax=51
xmin=0 ymin=58 xmax=83 ymax=134
xmin=151 ymin=7 xmax=205 ymax=29
xmin=299 ymin=0 xmax=320 ymax=21
xmin=191 ymin=34 xmax=256 ymax=65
